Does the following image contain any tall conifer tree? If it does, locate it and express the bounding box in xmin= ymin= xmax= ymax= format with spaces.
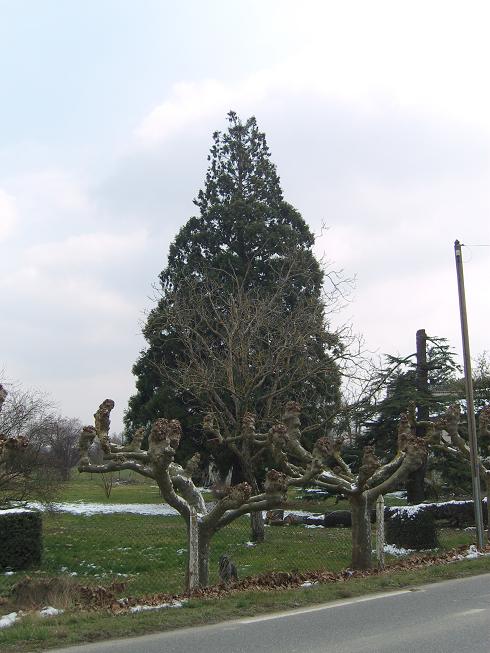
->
xmin=126 ymin=113 xmax=341 ymax=470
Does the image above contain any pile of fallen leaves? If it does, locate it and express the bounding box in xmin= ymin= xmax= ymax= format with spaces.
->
xmin=108 ymin=543 xmax=490 ymax=613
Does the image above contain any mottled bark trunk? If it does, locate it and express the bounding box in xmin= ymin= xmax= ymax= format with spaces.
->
xmin=197 ymin=530 xmax=211 ymax=587
xmin=486 ymin=476 xmax=490 ymax=542
xmin=350 ymin=493 xmax=373 ymax=570
xmin=250 ymin=510 xmax=265 ymax=543
xmin=187 ymin=510 xmax=199 ymax=590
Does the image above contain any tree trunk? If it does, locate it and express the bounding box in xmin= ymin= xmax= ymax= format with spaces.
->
xmin=241 ymin=457 xmax=265 ymax=542
xmin=406 ymin=463 xmax=426 ymax=504
xmin=486 ymin=476 xmax=490 ymax=542
xmin=250 ymin=510 xmax=265 ymax=542
xmin=197 ymin=530 xmax=211 ymax=587
xmin=187 ymin=510 xmax=199 ymax=590
xmin=350 ymin=493 xmax=373 ymax=570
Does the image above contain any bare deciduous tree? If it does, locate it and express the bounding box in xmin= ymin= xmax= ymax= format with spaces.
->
xmin=35 ymin=416 xmax=82 ymax=481
xmin=148 ymin=263 xmax=350 ymax=541
xmin=0 ymin=384 xmax=61 ymax=506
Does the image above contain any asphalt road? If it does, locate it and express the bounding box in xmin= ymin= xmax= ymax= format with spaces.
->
xmin=51 ymin=573 xmax=490 ymax=653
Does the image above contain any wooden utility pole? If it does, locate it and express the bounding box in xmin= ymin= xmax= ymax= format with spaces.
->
xmin=454 ymin=240 xmax=485 ymax=549
xmin=415 ymin=329 xmax=429 ymax=423
xmin=406 ymin=329 xmax=428 ymax=503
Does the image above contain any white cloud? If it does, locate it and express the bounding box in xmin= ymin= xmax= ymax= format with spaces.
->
xmin=135 ymin=79 xmax=232 ymax=146
xmin=0 ymin=189 xmax=17 ymax=241
xmin=135 ymin=70 xmax=279 ymax=147
xmin=6 ymin=170 xmax=92 ymax=216
xmin=26 ymin=229 xmax=148 ymax=268
xmin=136 ymin=1 xmax=490 ymax=149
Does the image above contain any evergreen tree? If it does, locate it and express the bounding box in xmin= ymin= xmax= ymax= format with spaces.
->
xmin=126 ymin=112 xmax=342 ymax=473
xmin=362 ymin=336 xmax=470 ymax=499
xmin=364 ymin=336 xmax=460 ymax=457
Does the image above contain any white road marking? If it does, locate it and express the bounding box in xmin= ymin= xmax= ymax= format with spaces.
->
xmin=456 ymin=608 xmax=487 ymax=616
xmin=240 ymin=589 xmax=414 ymax=624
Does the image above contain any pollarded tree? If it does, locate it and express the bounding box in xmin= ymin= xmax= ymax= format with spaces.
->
xmin=241 ymin=401 xmax=427 ymax=570
xmin=429 ymin=403 xmax=490 ymax=540
xmin=126 ymin=112 xmax=342 ymax=461
xmin=81 ymin=398 xmax=426 ymax=586
xmin=80 ymin=399 xmax=292 ymax=588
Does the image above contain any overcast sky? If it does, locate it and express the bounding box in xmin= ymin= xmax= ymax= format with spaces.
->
xmin=1 ymin=0 xmax=490 ymax=431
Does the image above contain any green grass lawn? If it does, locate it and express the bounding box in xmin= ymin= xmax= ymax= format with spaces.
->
xmin=0 ymin=511 xmax=477 ymax=602
xmin=56 ymin=471 xmax=162 ymax=504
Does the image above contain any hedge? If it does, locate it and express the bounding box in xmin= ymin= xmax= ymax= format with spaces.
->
xmin=386 ymin=509 xmax=439 ymax=550
xmin=0 ymin=510 xmax=43 ymax=570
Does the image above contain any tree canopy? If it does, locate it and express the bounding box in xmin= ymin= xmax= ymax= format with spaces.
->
xmin=126 ymin=112 xmax=343 ymax=469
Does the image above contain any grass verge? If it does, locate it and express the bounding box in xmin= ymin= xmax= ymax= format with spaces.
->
xmin=1 ymin=556 xmax=489 ymax=653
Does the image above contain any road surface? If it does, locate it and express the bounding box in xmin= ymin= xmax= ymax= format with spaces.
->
xmin=51 ymin=573 xmax=490 ymax=653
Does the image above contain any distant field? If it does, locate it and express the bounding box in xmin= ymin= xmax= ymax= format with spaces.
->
xmin=57 ymin=470 xmax=408 ymax=510
xmin=57 ymin=470 xmax=162 ymax=504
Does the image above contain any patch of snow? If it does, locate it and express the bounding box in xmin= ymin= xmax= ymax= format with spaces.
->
xmin=4 ymin=571 xmax=14 ymax=576
xmin=0 ymin=508 xmax=35 ymax=514
xmin=305 ymin=524 xmax=324 ymax=529
xmin=300 ymin=489 xmax=329 ymax=495
xmin=129 ymin=600 xmax=185 ymax=613
xmin=25 ymin=501 xmax=180 ymax=517
xmin=0 ymin=612 xmax=18 ymax=629
xmin=244 ymin=541 xmax=256 ymax=548
xmin=176 ymin=548 xmax=186 ymax=555
xmin=300 ymin=581 xmax=318 ymax=587
xmin=383 ymin=544 xmax=414 ymax=557
xmin=39 ymin=606 xmax=64 ymax=618
xmin=390 ymin=498 xmax=488 ymax=520
xmin=386 ymin=491 xmax=407 ymax=499
xmin=284 ymin=510 xmax=323 ymax=519
xmin=457 ymin=545 xmax=490 ymax=561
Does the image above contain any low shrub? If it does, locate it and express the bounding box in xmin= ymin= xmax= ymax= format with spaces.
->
xmin=0 ymin=510 xmax=43 ymax=570
xmin=386 ymin=509 xmax=439 ymax=550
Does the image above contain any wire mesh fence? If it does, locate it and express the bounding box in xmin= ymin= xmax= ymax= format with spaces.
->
xmin=0 ymin=492 xmax=482 ymax=602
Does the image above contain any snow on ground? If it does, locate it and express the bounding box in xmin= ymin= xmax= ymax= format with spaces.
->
xmin=0 ymin=508 xmax=35 ymax=514
xmin=385 ymin=491 xmax=407 ymax=499
xmin=24 ymin=502 xmax=180 ymax=516
xmin=2 ymin=503 xmax=325 ymax=520
xmin=0 ymin=612 xmax=18 ymax=629
xmin=383 ymin=544 xmax=414 ymax=557
xmin=39 ymin=607 xmax=64 ymax=618
xmin=458 ymin=545 xmax=490 ymax=560
xmin=129 ymin=600 xmax=186 ymax=613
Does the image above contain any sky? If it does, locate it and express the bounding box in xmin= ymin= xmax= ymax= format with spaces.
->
xmin=1 ymin=0 xmax=490 ymax=432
